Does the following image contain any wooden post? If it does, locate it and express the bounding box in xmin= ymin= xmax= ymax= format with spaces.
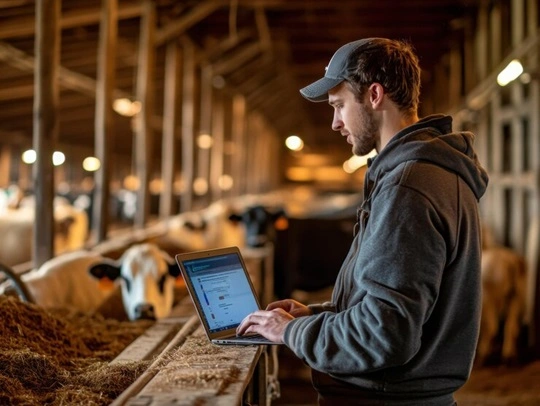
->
xmin=160 ymin=41 xmax=181 ymax=218
xmin=33 ymin=0 xmax=60 ymax=267
xmin=231 ymin=94 xmax=246 ymax=196
xmin=181 ymin=39 xmax=196 ymax=212
xmin=93 ymin=0 xmax=117 ymax=242
xmin=197 ymin=64 xmax=213 ymax=206
xmin=210 ymin=92 xmax=225 ymax=201
xmin=134 ymin=0 xmax=155 ymax=228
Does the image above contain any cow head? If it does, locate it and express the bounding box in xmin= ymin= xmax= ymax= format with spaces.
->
xmin=88 ymin=243 xmax=181 ymax=320
xmin=229 ymin=205 xmax=288 ymax=248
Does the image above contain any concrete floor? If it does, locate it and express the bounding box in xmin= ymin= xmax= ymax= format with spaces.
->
xmin=273 ymin=348 xmax=540 ymax=406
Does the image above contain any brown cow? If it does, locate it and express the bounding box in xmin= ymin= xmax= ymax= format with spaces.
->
xmin=476 ymin=244 xmax=527 ymax=366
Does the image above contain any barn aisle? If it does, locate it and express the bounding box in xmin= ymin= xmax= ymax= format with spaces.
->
xmin=455 ymin=361 xmax=540 ymax=405
xmin=273 ymin=349 xmax=540 ymax=406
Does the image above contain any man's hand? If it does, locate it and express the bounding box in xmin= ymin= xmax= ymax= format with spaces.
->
xmin=266 ymin=299 xmax=312 ymax=317
xmin=236 ymin=308 xmax=295 ymax=343
xmin=236 ymin=299 xmax=312 ymax=343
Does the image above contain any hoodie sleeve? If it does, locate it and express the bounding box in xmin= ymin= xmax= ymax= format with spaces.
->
xmin=283 ymin=179 xmax=448 ymax=375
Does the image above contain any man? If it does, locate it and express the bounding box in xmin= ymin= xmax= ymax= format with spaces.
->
xmin=237 ymin=38 xmax=489 ymax=405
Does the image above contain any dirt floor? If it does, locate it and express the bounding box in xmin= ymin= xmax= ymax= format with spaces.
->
xmin=274 ymin=347 xmax=540 ymax=406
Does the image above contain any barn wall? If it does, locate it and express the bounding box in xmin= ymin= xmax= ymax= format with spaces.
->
xmin=441 ymin=0 xmax=540 ymax=353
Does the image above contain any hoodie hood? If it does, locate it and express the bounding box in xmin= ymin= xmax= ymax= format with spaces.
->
xmin=367 ymin=114 xmax=488 ymax=200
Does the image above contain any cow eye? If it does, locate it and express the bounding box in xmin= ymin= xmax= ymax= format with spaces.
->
xmin=158 ymin=274 xmax=167 ymax=293
xmin=121 ymin=276 xmax=131 ymax=292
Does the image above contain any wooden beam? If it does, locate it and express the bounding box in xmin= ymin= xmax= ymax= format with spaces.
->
xmin=159 ymin=41 xmax=181 ymax=218
xmin=0 ymin=2 xmax=142 ymax=39
xmin=231 ymin=94 xmax=246 ymax=196
xmin=197 ymin=64 xmax=213 ymax=206
xmin=32 ymin=0 xmax=60 ymax=267
xmin=155 ymin=1 xmax=221 ymax=46
xmin=210 ymin=92 xmax=225 ymax=201
xmin=212 ymin=42 xmax=262 ymax=77
xmin=181 ymin=38 xmax=196 ymax=212
xmin=196 ymin=28 xmax=254 ymax=64
xmin=93 ymin=0 xmax=118 ymax=243
xmin=0 ymin=41 xmax=131 ymax=99
xmin=134 ymin=0 xmax=156 ymax=229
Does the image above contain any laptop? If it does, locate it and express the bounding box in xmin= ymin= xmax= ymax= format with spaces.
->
xmin=175 ymin=246 xmax=277 ymax=345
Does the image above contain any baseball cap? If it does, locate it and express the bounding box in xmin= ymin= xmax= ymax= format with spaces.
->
xmin=300 ymin=38 xmax=372 ymax=102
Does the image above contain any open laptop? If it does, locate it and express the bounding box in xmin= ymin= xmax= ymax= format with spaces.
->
xmin=175 ymin=246 xmax=277 ymax=345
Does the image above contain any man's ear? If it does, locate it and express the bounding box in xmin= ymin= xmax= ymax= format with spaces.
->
xmin=368 ymin=82 xmax=385 ymax=109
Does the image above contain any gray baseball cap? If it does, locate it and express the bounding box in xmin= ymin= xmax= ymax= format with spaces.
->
xmin=300 ymin=38 xmax=372 ymax=102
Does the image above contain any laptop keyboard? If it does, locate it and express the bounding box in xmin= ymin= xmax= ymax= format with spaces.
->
xmin=234 ymin=334 xmax=266 ymax=341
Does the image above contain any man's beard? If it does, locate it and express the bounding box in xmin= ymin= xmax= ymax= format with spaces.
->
xmin=352 ymin=104 xmax=379 ymax=156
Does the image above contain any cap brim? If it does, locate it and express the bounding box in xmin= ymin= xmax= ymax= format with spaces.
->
xmin=299 ymin=77 xmax=343 ymax=102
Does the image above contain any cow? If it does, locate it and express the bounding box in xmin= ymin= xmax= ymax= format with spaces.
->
xmin=0 ymin=250 xmax=111 ymax=313
xmin=88 ymin=243 xmax=184 ymax=320
xmin=166 ymin=200 xmax=247 ymax=250
xmin=477 ymin=236 xmax=527 ymax=366
xmin=0 ymin=195 xmax=89 ymax=267
xmin=228 ymin=204 xmax=288 ymax=248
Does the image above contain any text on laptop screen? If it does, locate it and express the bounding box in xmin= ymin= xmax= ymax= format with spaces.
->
xmin=182 ymin=252 xmax=259 ymax=333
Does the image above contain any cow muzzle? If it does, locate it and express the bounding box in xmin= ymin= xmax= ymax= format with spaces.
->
xmin=134 ymin=303 xmax=156 ymax=320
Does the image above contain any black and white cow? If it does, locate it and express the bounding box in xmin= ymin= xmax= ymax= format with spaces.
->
xmin=228 ymin=205 xmax=288 ymax=248
xmin=88 ymin=243 xmax=183 ymax=320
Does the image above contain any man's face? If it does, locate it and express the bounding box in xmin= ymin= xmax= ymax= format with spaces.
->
xmin=328 ymin=82 xmax=380 ymax=156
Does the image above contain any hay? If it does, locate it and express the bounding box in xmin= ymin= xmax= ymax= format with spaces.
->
xmin=147 ymin=330 xmax=241 ymax=393
xmin=0 ymin=296 xmax=153 ymax=405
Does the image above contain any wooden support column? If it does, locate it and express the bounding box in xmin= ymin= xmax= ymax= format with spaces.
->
xmin=0 ymin=146 xmax=10 ymax=187
xmin=210 ymin=92 xmax=225 ymax=201
xmin=231 ymin=94 xmax=246 ymax=196
xmin=449 ymin=44 xmax=462 ymax=109
xmin=197 ymin=64 xmax=213 ymax=206
xmin=93 ymin=0 xmax=117 ymax=242
xmin=33 ymin=0 xmax=60 ymax=267
xmin=181 ymin=39 xmax=196 ymax=212
xmin=160 ymin=41 xmax=181 ymax=218
xmin=134 ymin=0 xmax=155 ymax=228
xmin=474 ymin=5 xmax=489 ymax=82
xmin=490 ymin=2 xmax=502 ymax=70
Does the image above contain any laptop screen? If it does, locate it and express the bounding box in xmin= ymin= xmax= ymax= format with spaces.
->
xmin=181 ymin=251 xmax=260 ymax=333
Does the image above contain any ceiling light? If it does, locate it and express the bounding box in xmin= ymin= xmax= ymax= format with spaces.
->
xmin=497 ymin=59 xmax=523 ymax=86
xmin=285 ymin=135 xmax=304 ymax=151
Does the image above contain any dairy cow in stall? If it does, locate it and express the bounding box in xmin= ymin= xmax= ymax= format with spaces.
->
xmin=0 ymin=242 xmax=185 ymax=321
xmin=228 ymin=204 xmax=289 ymax=248
xmin=88 ymin=243 xmax=184 ymax=320
xmin=0 ymin=195 xmax=89 ymax=267
xmin=477 ymin=226 xmax=528 ymax=366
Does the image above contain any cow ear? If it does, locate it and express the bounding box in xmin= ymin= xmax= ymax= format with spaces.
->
xmin=228 ymin=213 xmax=242 ymax=224
xmin=167 ymin=261 xmax=181 ymax=278
xmin=88 ymin=262 xmax=121 ymax=280
xmin=88 ymin=261 xmax=120 ymax=292
xmin=175 ymin=275 xmax=186 ymax=288
xmin=274 ymin=211 xmax=289 ymax=230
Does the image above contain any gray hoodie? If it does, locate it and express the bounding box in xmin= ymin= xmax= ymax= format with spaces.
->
xmin=283 ymin=115 xmax=489 ymax=404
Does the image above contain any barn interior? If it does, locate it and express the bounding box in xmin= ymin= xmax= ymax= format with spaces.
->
xmin=1 ymin=0 xmax=540 ymax=405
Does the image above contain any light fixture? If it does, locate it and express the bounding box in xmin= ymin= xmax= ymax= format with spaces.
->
xmin=82 ymin=156 xmax=101 ymax=172
xmin=113 ymin=98 xmax=142 ymax=117
xmin=197 ymin=134 xmax=214 ymax=149
xmin=22 ymin=149 xmax=66 ymax=166
xmin=218 ymin=174 xmax=234 ymax=191
xmin=285 ymin=135 xmax=304 ymax=152
xmin=52 ymin=151 xmax=65 ymax=166
xmin=22 ymin=149 xmax=36 ymax=164
xmin=193 ymin=178 xmax=209 ymax=195
xmin=497 ymin=59 xmax=523 ymax=86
